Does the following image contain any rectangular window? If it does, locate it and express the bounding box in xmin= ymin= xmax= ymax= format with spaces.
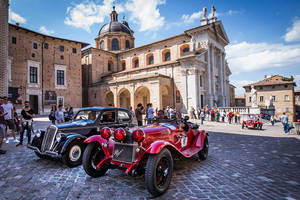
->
xmin=59 ymin=45 xmax=64 ymax=52
xmin=57 ymin=96 xmax=64 ymax=107
xmin=12 ymin=37 xmax=16 ymax=44
xmin=272 ymin=96 xmax=276 ymax=102
xmin=29 ymin=66 xmax=38 ymax=83
xmin=72 ymin=48 xmax=77 ymax=54
xmin=286 ymin=107 xmax=289 ymax=113
xmin=259 ymin=96 xmax=264 ymax=102
xmin=60 ymin=55 xmax=64 ymax=60
xmin=284 ymin=95 xmax=290 ymax=101
xmin=200 ymin=75 xmax=202 ymax=87
xmin=44 ymin=43 xmax=48 ymax=49
xmin=249 ymin=97 xmax=251 ymax=102
xmin=33 ymin=43 xmax=37 ymax=49
xmin=57 ymin=70 xmax=65 ymax=85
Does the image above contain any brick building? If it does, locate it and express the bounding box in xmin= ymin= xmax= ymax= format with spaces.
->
xmin=295 ymin=89 xmax=300 ymax=121
xmin=243 ymin=75 xmax=296 ymax=121
xmin=235 ymin=96 xmax=246 ymax=107
xmin=82 ymin=7 xmax=231 ymax=113
xmin=0 ymin=0 xmax=9 ymax=96
xmin=8 ymin=24 xmax=88 ymax=114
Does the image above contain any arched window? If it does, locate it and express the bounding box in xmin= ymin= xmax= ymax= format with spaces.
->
xmin=121 ymin=61 xmax=126 ymax=70
xmin=146 ymin=53 xmax=154 ymax=65
xmin=112 ymin=38 xmax=119 ymax=50
xmin=108 ymin=61 xmax=113 ymax=71
xmin=132 ymin=57 xmax=139 ymax=68
xmin=162 ymin=50 xmax=171 ymax=62
xmin=183 ymin=47 xmax=189 ymax=52
xmin=100 ymin=40 xmax=104 ymax=50
xmin=148 ymin=55 xmax=154 ymax=65
xmin=125 ymin=40 xmax=130 ymax=50
xmin=180 ymin=44 xmax=190 ymax=56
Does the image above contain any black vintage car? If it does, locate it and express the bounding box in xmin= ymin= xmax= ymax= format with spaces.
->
xmin=28 ymin=107 xmax=135 ymax=167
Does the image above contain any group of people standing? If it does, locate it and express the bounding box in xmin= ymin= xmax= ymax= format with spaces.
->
xmin=49 ymin=105 xmax=74 ymax=124
xmin=0 ymin=97 xmax=35 ymax=154
xmin=189 ymin=106 xmax=241 ymax=125
xmin=134 ymin=104 xmax=181 ymax=126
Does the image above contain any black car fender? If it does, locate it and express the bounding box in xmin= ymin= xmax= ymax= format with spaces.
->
xmin=60 ymin=134 xmax=87 ymax=154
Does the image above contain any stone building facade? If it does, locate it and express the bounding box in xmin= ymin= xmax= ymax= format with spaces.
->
xmin=235 ymin=96 xmax=246 ymax=107
xmin=8 ymin=24 xmax=88 ymax=114
xmin=229 ymin=84 xmax=235 ymax=107
xmin=0 ymin=0 xmax=9 ymax=96
xmin=295 ymin=89 xmax=300 ymax=121
xmin=82 ymin=7 xmax=231 ymax=113
xmin=243 ymin=75 xmax=296 ymax=121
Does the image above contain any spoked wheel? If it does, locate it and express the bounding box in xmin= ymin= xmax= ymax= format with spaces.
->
xmin=145 ymin=148 xmax=173 ymax=197
xmin=198 ymin=137 xmax=209 ymax=160
xmin=82 ymin=142 xmax=108 ymax=177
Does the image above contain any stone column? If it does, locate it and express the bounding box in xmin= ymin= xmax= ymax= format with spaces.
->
xmin=211 ymin=45 xmax=216 ymax=105
xmin=188 ymin=69 xmax=199 ymax=109
xmin=0 ymin=0 xmax=9 ymax=96
xmin=129 ymin=84 xmax=135 ymax=109
xmin=207 ymin=44 xmax=213 ymax=107
xmin=181 ymin=69 xmax=188 ymax=113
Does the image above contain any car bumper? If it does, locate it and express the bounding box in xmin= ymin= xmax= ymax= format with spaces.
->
xmin=27 ymin=145 xmax=61 ymax=158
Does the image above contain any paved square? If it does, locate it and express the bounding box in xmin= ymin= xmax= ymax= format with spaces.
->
xmin=0 ymin=119 xmax=300 ymax=200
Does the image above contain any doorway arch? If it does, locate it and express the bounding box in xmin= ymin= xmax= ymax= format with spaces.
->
xmin=134 ymin=86 xmax=150 ymax=108
xmin=118 ymin=88 xmax=131 ymax=109
xmin=104 ymin=91 xmax=114 ymax=106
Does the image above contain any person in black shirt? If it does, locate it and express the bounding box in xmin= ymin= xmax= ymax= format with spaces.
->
xmin=16 ymin=101 xmax=35 ymax=146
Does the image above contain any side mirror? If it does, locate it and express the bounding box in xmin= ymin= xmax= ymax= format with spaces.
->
xmin=184 ymin=116 xmax=189 ymax=121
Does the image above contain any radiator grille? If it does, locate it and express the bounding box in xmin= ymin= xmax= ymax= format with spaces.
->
xmin=112 ymin=143 xmax=138 ymax=164
xmin=41 ymin=125 xmax=57 ymax=152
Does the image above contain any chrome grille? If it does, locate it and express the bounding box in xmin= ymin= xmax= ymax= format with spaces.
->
xmin=112 ymin=143 xmax=138 ymax=164
xmin=41 ymin=125 xmax=58 ymax=152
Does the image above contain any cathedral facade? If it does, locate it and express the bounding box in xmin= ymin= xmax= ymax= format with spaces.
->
xmin=82 ymin=7 xmax=231 ymax=113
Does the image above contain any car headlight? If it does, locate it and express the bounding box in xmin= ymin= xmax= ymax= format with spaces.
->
xmin=56 ymin=133 xmax=62 ymax=142
xmin=35 ymin=130 xmax=41 ymax=137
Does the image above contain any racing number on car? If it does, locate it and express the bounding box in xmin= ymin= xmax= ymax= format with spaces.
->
xmin=181 ymin=135 xmax=187 ymax=148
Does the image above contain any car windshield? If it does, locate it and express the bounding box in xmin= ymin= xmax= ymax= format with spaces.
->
xmin=74 ymin=110 xmax=101 ymax=121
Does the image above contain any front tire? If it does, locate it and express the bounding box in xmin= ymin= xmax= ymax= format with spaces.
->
xmin=198 ymin=137 xmax=209 ymax=160
xmin=82 ymin=142 xmax=108 ymax=177
xmin=62 ymin=140 xmax=84 ymax=167
xmin=145 ymin=148 xmax=173 ymax=197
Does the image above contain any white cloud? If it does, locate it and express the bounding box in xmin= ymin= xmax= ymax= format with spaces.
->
xmin=284 ymin=19 xmax=300 ymax=42
xmin=64 ymin=0 xmax=123 ymax=32
xmin=294 ymin=74 xmax=300 ymax=88
xmin=181 ymin=11 xmax=202 ymax=25
xmin=125 ymin=0 xmax=165 ymax=32
xmin=9 ymin=10 xmax=26 ymax=24
xmin=230 ymin=80 xmax=253 ymax=96
xmin=39 ymin=26 xmax=54 ymax=35
xmin=226 ymin=42 xmax=300 ymax=74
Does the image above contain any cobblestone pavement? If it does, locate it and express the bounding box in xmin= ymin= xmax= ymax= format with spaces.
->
xmin=0 ymin=119 xmax=300 ymax=200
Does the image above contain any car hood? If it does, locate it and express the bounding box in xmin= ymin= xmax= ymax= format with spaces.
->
xmin=56 ymin=120 xmax=95 ymax=129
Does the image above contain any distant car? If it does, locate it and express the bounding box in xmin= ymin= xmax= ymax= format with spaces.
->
xmin=242 ymin=119 xmax=263 ymax=130
xmin=28 ymin=107 xmax=135 ymax=167
xmin=82 ymin=116 xmax=209 ymax=196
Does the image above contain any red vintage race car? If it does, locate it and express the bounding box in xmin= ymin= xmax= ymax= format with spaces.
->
xmin=242 ymin=119 xmax=263 ymax=130
xmin=82 ymin=116 xmax=209 ymax=196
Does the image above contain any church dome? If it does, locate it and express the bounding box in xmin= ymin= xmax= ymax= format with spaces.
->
xmin=98 ymin=7 xmax=133 ymax=36
xmin=98 ymin=21 xmax=132 ymax=36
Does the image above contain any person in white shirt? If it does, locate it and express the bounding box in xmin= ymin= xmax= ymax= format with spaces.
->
xmin=2 ymin=97 xmax=18 ymax=143
xmin=55 ymin=105 xmax=65 ymax=124
xmin=147 ymin=103 xmax=154 ymax=124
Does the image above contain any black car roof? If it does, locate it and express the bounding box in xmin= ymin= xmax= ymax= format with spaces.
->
xmin=79 ymin=107 xmax=130 ymax=113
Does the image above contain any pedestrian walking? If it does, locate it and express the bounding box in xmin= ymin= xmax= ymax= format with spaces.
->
xmin=270 ymin=115 xmax=275 ymax=126
xmin=147 ymin=103 xmax=154 ymax=124
xmin=222 ymin=110 xmax=226 ymax=122
xmin=135 ymin=103 xmax=144 ymax=126
xmin=197 ymin=107 xmax=201 ymax=120
xmin=55 ymin=105 xmax=64 ymax=124
xmin=234 ymin=111 xmax=238 ymax=124
xmin=280 ymin=112 xmax=289 ymax=133
xmin=0 ymin=97 xmax=7 ymax=154
xmin=49 ymin=106 xmax=56 ymax=124
xmin=2 ymin=97 xmax=18 ymax=143
xmin=190 ymin=107 xmax=196 ymax=119
xmin=16 ymin=101 xmax=35 ymax=146
xmin=228 ymin=111 xmax=233 ymax=124
xmin=216 ymin=110 xmax=220 ymax=122
xmin=12 ymin=107 xmax=21 ymax=135
xmin=200 ymin=109 xmax=205 ymax=125
xmin=64 ymin=107 xmax=69 ymax=122
xmin=67 ymin=107 xmax=74 ymax=121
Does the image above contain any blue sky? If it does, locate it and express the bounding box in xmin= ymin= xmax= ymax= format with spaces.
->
xmin=9 ymin=0 xmax=300 ymax=95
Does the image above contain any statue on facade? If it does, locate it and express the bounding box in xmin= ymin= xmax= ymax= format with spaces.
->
xmin=202 ymin=6 xmax=207 ymax=19
xmin=211 ymin=5 xmax=216 ymax=17
xmin=251 ymin=86 xmax=258 ymax=107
